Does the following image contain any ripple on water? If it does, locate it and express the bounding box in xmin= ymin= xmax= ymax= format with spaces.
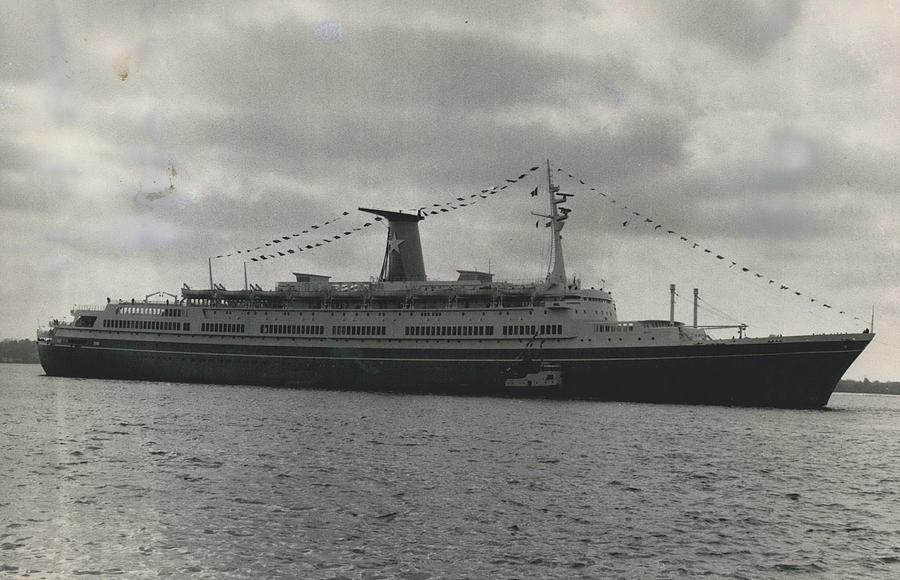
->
xmin=1 ymin=369 xmax=899 ymax=578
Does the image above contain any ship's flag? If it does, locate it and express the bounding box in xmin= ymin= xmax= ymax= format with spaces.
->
xmin=529 ymin=187 xmax=539 ymax=197
xmin=530 ymin=166 xmax=540 ymax=171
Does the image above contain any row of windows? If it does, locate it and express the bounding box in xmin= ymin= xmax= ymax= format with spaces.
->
xmin=333 ymin=325 xmax=386 ymax=336
xmin=260 ymin=324 xmax=325 ymax=335
xmin=201 ymin=322 xmax=245 ymax=333
xmin=502 ymin=324 xmax=563 ymax=336
xmin=593 ymin=323 xmax=635 ymax=333
xmin=116 ymin=306 xmax=184 ymax=317
xmin=405 ymin=325 xmax=495 ymax=337
xmin=103 ymin=319 xmax=185 ymax=331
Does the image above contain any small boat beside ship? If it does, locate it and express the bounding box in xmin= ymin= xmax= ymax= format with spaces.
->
xmin=38 ymin=163 xmax=873 ymax=407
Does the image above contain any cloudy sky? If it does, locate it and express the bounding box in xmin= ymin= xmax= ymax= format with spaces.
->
xmin=1 ymin=1 xmax=897 ymax=379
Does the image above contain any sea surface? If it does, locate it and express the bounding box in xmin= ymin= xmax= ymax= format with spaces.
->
xmin=1 ymin=363 xmax=898 ymax=579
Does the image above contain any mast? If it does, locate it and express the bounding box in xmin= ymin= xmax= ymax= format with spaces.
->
xmin=543 ymin=160 xmax=571 ymax=291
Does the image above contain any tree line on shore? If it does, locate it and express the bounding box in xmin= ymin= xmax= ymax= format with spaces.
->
xmin=0 ymin=339 xmax=39 ymax=363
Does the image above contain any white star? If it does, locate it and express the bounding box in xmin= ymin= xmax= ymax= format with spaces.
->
xmin=388 ymin=232 xmax=404 ymax=254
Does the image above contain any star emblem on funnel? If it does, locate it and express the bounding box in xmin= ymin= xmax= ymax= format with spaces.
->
xmin=388 ymin=232 xmax=404 ymax=253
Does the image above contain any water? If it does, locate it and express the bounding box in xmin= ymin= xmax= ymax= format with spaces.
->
xmin=1 ymin=363 xmax=898 ymax=579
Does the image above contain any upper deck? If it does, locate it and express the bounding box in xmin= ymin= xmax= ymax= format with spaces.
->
xmin=180 ymin=279 xmax=616 ymax=312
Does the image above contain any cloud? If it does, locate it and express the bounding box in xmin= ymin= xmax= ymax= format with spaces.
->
xmin=663 ymin=0 xmax=800 ymax=61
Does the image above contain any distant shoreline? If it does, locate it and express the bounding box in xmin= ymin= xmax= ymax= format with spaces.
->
xmin=835 ymin=379 xmax=900 ymax=396
xmin=3 ymin=339 xmax=896 ymax=395
xmin=1 ymin=339 xmax=39 ymax=364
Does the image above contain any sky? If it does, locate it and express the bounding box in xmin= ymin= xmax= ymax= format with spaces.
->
xmin=1 ymin=1 xmax=897 ymax=380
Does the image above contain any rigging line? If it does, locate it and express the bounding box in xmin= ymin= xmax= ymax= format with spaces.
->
xmin=246 ymin=217 xmax=383 ymax=262
xmin=554 ymin=167 xmax=870 ymax=325
xmin=244 ymin=163 xmax=544 ymax=264
xmin=696 ymin=296 xmax=745 ymax=325
xmin=215 ymin=210 xmax=354 ymax=259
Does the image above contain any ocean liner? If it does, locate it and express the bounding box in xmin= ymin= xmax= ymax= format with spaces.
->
xmin=38 ymin=164 xmax=873 ymax=407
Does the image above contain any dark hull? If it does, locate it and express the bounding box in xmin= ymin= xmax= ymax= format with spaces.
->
xmin=38 ymin=335 xmax=871 ymax=408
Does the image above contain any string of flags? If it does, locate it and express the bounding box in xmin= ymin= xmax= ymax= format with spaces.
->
xmin=214 ymin=210 xmax=353 ymax=259
xmin=553 ymin=166 xmax=868 ymax=324
xmin=216 ymin=164 xmax=545 ymax=263
xmin=209 ymin=161 xmax=865 ymax=324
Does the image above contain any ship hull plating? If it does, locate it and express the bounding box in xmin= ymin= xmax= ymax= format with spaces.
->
xmin=38 ymin=336 xmax=869 ymax=408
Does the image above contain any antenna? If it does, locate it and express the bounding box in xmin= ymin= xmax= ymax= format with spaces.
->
xmin=208 ymin=257 xmax=214 ymax=290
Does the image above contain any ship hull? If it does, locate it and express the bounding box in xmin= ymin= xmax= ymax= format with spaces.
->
xmin=38 ymin=334 xmax=870 ymax=408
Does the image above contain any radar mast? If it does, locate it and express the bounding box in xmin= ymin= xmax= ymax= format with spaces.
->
xmin=540 ymin=160 xmax=572 ymax=292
